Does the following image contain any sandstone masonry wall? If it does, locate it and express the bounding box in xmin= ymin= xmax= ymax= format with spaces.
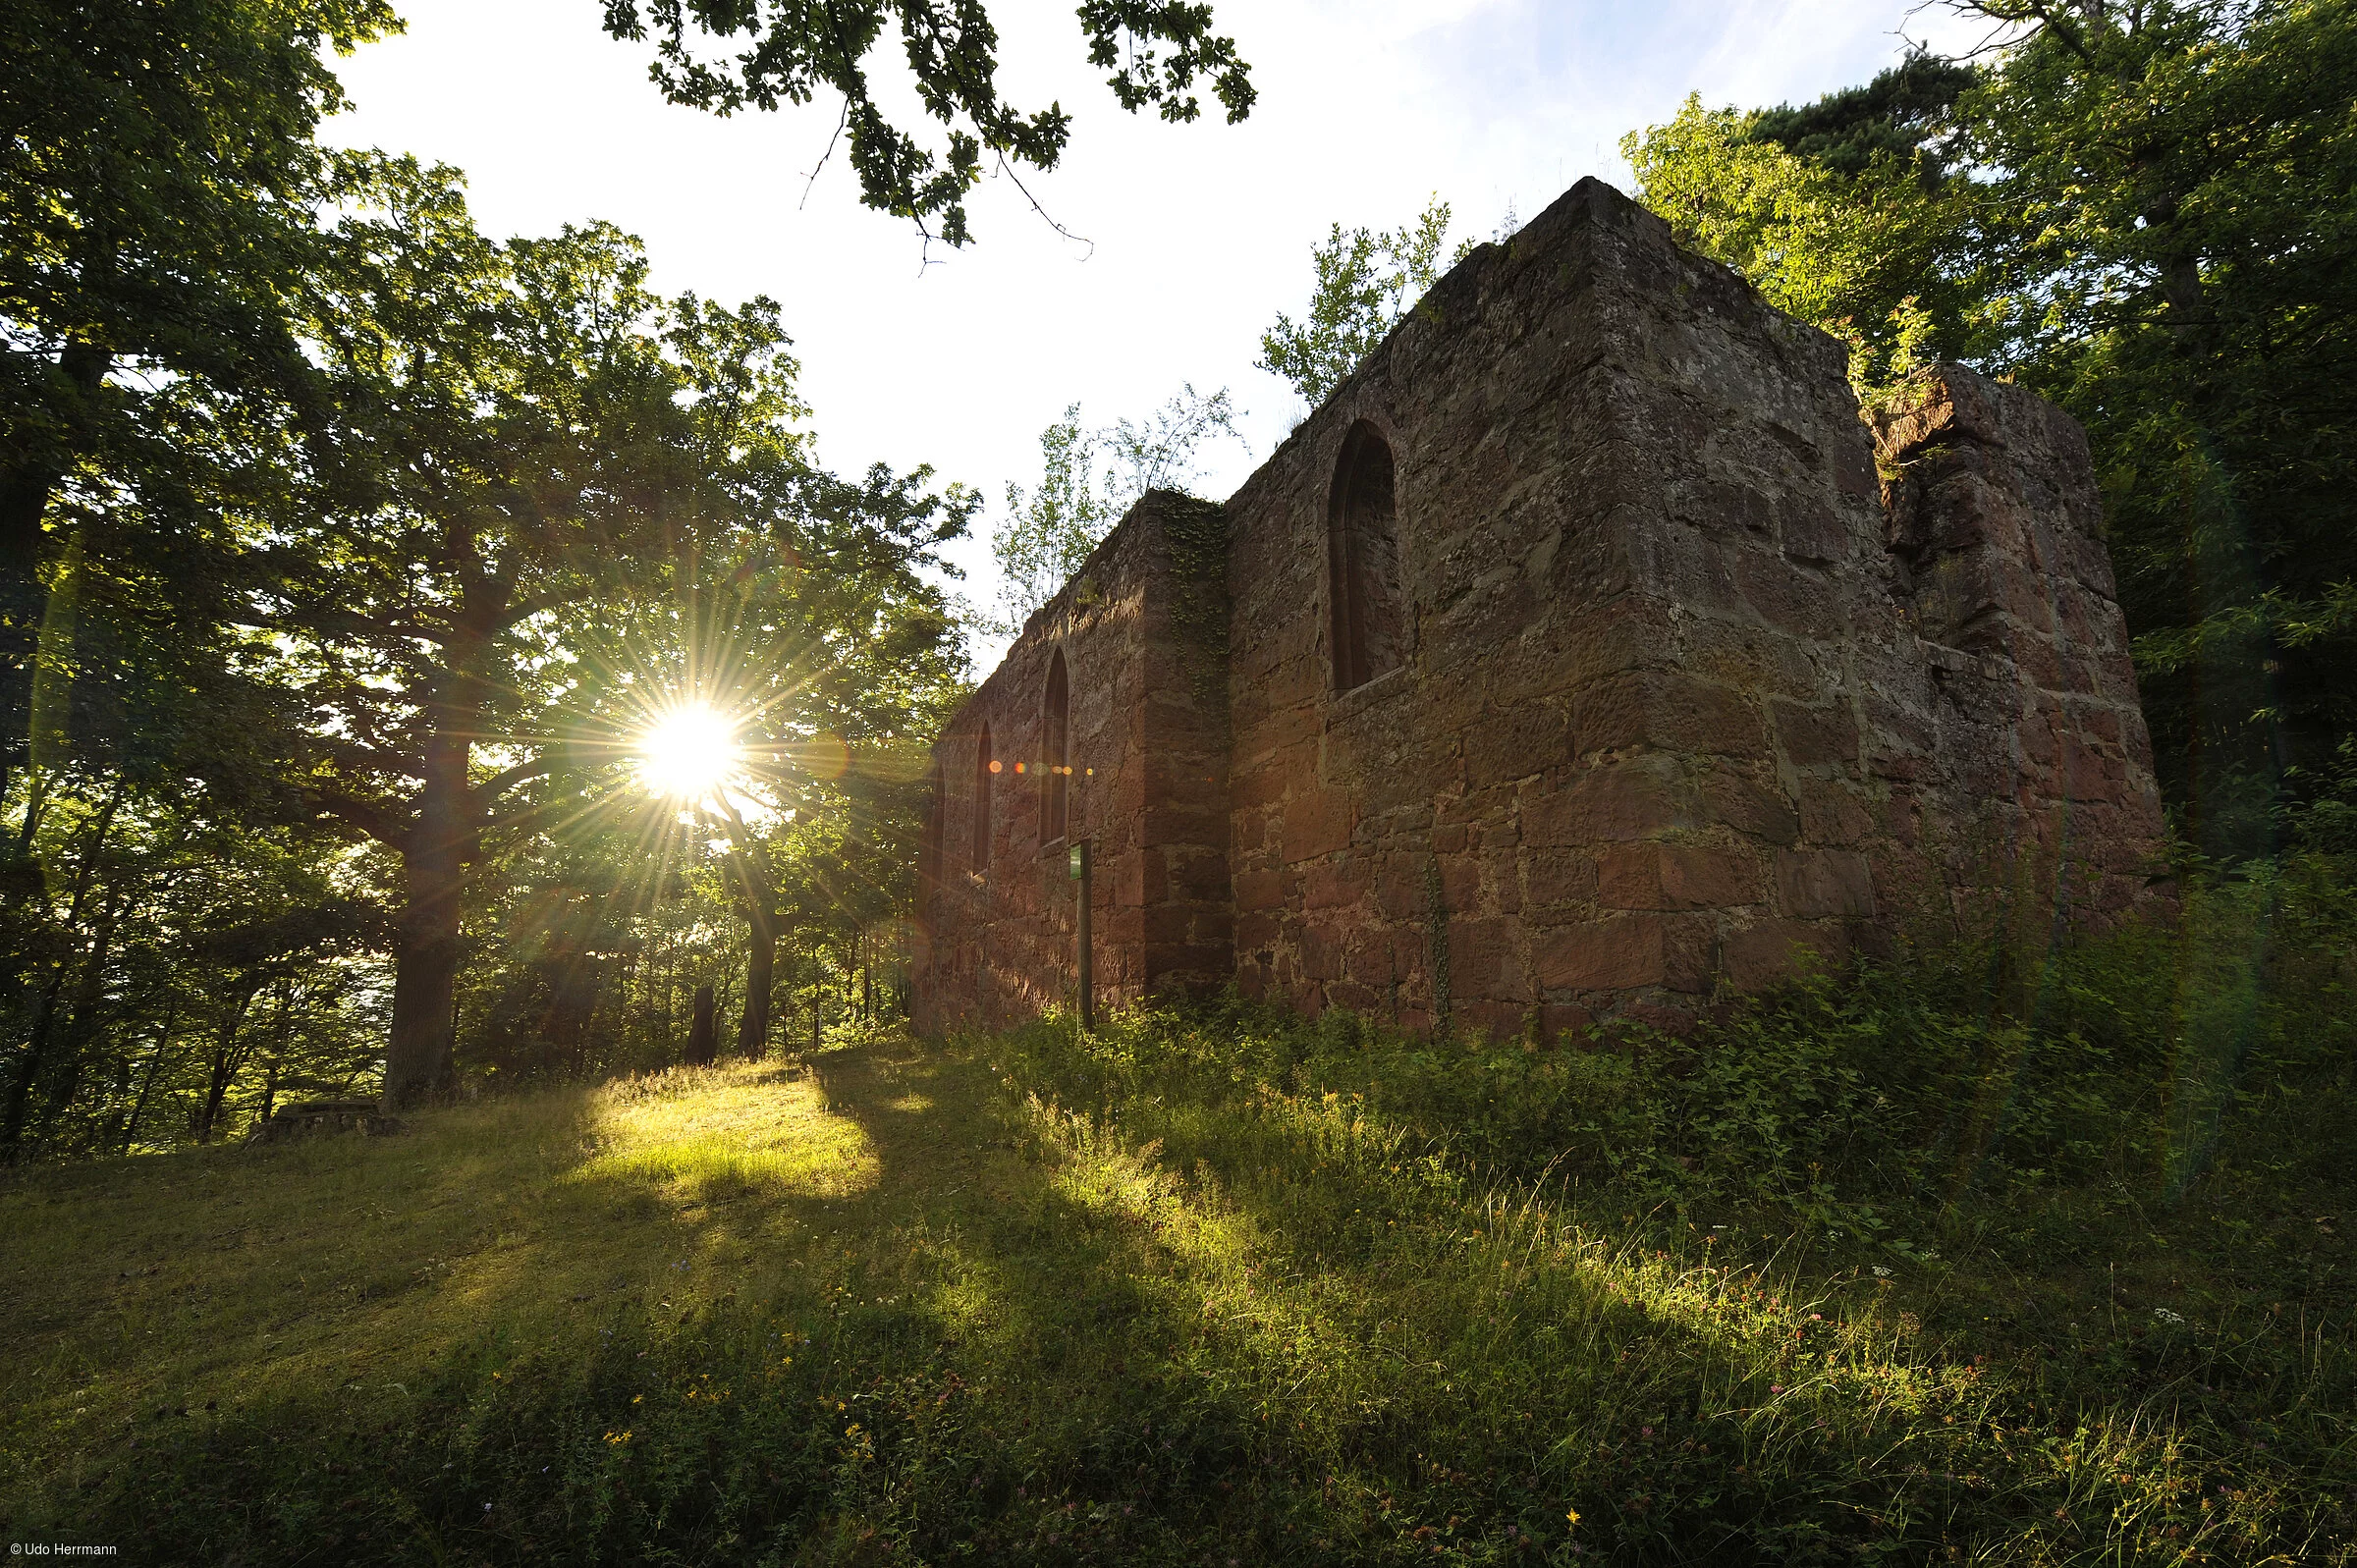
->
xmin=912 ymin=178 xmax=2164 ymax=1041
xmin=912 ymin=494 xmax=1229 ymax=1034
xmin=1875 ymin=368 xmax=2165 ymax=925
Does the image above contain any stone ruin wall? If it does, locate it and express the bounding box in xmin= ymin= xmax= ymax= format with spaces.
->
xmin=912 ymin=495 xmax=1230 ymax=1035
xmin=1871 ymin=367 xmax=2165 ymax=933
xmin=913 ymin=178 xmax=2165 ymax=1042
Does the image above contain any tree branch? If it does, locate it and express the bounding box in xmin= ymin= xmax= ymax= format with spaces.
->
xmin=301 ymin=784 xmax=409 ymax=849
xmin=471 ymin=755 xmax=553 ymax=809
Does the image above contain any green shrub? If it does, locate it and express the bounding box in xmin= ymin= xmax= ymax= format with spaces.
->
xmin=998 ymin=848 xmax=2357 ymax=1262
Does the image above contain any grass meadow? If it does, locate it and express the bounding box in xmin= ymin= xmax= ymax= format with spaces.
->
xmin=1 ymin=867 xmax=2352 ymax=1565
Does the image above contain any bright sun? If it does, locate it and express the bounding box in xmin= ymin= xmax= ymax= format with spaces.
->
xmin=637 ymin=705 xmax=742 ymax=801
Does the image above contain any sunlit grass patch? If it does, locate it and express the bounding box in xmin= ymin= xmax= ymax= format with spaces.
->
xmin=0 ymin=1054 xmax=889 ymax=1513
xmin=5 ymin=997 xmax=2350 ymax=1565
xmin=979 ymin=996 xmax=2356 ymax=1563
xmin=573 ymin=1059 xmax=877 ymax=1197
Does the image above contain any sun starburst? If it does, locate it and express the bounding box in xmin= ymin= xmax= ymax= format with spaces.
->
xmin=635 ymin=704 xmax=742 ymax=802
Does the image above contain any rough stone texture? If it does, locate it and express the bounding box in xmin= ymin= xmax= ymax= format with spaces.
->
xmin=246 ymin=1102 xmax=407 ymax=1143
xmin=911 ymin=493 xmax=1230 ymax=1032
xmin=912 ymin=178 xmax=2165 ymax=1040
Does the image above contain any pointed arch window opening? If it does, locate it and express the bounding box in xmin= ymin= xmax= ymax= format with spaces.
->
xmin=922 ymin=759 xmax=945 ymax=894
xmin=1329 ymin=421 xmax=1406 ymax=693
xmin=1041 ymin=649 xmax=1070 ymax=844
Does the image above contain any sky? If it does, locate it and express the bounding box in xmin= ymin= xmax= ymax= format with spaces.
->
xmin=320 ymin=0 xmax=1983 ymax=668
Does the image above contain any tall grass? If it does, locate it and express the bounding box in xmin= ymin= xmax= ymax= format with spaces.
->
xmin=1 ymin=860 xmax=2349 ymax=1564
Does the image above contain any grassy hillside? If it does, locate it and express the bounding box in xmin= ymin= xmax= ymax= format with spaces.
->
xmin=2 ymin=890 xmax=2352 ymax=1564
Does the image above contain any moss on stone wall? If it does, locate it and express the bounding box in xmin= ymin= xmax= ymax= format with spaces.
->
xmin=1161 ymin=496 xmax=1231 ymax=709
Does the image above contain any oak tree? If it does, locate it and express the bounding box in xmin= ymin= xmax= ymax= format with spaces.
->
xmin=596 ymin=0 xmax=1255 ymax=245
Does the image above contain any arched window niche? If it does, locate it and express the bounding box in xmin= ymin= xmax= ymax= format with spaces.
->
xmin=972 ymin=723 xmax=994 ymax=873
xmin=922 ymin=759 xmax=945 ymax=893
xmin=1041 ymin=649 xmax=1070 ymax=843
xmin=1328 ymin=420 xmax=1406 ymax=693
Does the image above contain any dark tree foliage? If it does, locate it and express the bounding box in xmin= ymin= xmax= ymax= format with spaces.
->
xmin=1633 ymin=0 xmax=2357 ymax=854
xmin=0 ymin=0 xmax=1140 ymax=1154
xmin=0 ymin=0 xmax=395 ymax=813
xmin=1956 ymin=0 xmax=2357 ymax=851
xmin=1749 ymin=52 xmax=1978 ymax=182
xmin=596 ymin=0 xmax=1254 ymax=244
xmin=0 ymin=778 xmax=387 ymax=1161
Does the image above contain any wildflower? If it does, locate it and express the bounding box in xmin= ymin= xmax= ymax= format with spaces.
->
xmin=1771 ymin=1384 xmax=1783 ymax=1394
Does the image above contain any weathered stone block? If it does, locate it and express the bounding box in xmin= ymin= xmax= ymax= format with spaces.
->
xmin=1573 ymin=670 xmax=1764 ymax=757
xmin=1465 ymin=702 xmax=1569 ymax=787
xmin=1734 ymin=550 xmax=1839 ymax=639
xmin=1535 ymin=914 xmax=1666 ymax=992
xmin=1523 ymin=848 xmax=1600 ymax=910
xmin=1796 ymin=781 xmax=1875 ymax=846
xmin=1234 ymin=867 xmax=1287 ymax=913
xmin=1701 ymin=767 xmax=1800 ymax=844
xmin=1303 ymin=860 xmax=1370 ymax=911
xmin=1720 ymin=919 xmax=1845 ymax=990
xmin=1778 ymin=495 xmax=1849 ymax=564
xmin=1770 ymin=698 xmax=1859 ymax=768
xmin=1525 ymin=759 xmax=1695 ymax=845
xmin=1773 ymin=849 xmax=1878 ymax=919
xmin=1451 ymin=917 xmax=1529 ymax=1002
xmin=1283 ymin=789 xmax=1354 ymax=864
xmin=1598 ymin=842 xmax=1762 ymax=910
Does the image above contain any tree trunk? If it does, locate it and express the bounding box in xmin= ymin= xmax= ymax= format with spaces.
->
xmin=257 ymin=1058 xmax=281 ymax=1128
xmin=711 ymin=809 xmax=778 ymax=1060
xmin=383 ymin=733 xmax=469 ymax=1111
xmin=0 ymin=342 xmax=114 ymax=822
xmin=195 ymin=981 xmax=263 ymax=1143
xmin=740 ymin=921 xmax=773 ymax=1059
xmin=39 ymin=879 xmax=130 ymax=1142
xmin=1 ymin=783 xmax=123 ymax=1158
xmin=120 ymin=995 xmax=183 ymax=1156
xmin=686 ymin=983 xmax=716 ymax=1066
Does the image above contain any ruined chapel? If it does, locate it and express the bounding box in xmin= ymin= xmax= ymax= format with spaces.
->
xmin=909 ymin=178 xmax=2165 ymax=1041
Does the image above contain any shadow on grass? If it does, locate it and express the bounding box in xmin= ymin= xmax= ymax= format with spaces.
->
xmin=4 ymin=1042 xmax=1334 ymax=1563
xmin=6 ymin=1033 xmax=2348 ymax=1565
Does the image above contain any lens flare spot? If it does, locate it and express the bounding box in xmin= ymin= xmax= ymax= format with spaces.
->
xmin=791 ymin=733 xmax=850 ymax=781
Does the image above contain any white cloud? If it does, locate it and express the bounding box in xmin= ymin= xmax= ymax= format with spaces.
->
xmin=322 ymin=0 xmax=1965 ymax=671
